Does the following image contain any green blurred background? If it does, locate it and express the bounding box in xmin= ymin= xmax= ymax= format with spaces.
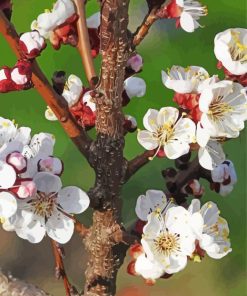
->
xmin=0 ymin=0 xmax=246 ymax=295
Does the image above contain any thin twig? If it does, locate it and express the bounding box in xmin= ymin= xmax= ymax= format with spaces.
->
xmin=73 ymin=0 xmax=98 ymax=88
xmin=51 ymin=240 xmax=72 ymax=296
xmin=124 ymin=150 xmax=156 ymax=182
xmin=0 ymin=11 xmax=92 ymax=158
xmin=132 ymin=1 xmax=169 ymax=47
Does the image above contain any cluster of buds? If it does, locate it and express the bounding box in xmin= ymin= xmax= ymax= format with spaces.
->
xmin=0 ymin=60 xmax=32 ymax=93
xmin=31 ymin=0 xmax=101 ymax=56
xmin=46 ymin=74 xmax=96 ymax=128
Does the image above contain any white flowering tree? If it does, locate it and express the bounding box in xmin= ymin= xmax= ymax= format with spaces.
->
xmin=0 ymin=0 xmax=246 ymax=295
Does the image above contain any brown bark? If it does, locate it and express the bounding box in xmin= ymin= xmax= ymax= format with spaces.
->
xmin=83 ymin=0 xmax=131 ymax=295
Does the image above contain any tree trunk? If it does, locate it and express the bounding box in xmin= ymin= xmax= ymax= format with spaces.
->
xmin=83 ymin=0 xmax=131 ymax=295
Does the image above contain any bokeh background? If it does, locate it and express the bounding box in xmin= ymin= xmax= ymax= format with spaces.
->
xmin=0 ymin=0 xmax=246 ymax=295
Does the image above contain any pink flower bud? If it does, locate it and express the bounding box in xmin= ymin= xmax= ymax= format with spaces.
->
xmin=38 ymin=156 xmax=64 ymax=176
xmin=6 ymin=152 xmax=27 ymax=173
xmin=127 ymin=54 xmax=143 ymax=73
xmin=17 ymin=180 xmax=37 ymax=199
xmin=19 ymin=31 xmax=46 ymax=59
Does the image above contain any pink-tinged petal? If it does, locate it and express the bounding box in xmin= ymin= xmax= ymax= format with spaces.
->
xmin=38 ymin=156 xmax=63 ymax=176
xmin=6 ymin=152 xmax=27 ymax=173
xmin=58 ymin=186 xmax=90 ymax=214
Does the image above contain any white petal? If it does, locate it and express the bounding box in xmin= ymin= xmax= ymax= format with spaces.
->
xmin=143 ymin=109 xmax=159 ymax=132
xmin=135 ymin=254 xmax=165 ymax=280
xmin=164 ymin=140 xmax=190 ymax=159
xmin=196 ymin=122 xmax=210 ymax=147
xmin=0 ymin=161 xmax=16 ymax=189
xmin=46 ymin=210 xmax=74 ymax=244
xmin=165 ymin=254 xmax=187 ymax=274
xmin=188 ymin=199 xmax=201 ymax=214
xmin=16 ymin=217 xmax=46 ymax=244
xmin=124 ymin=77 xmax=146 ymax=98
xmin=157 ymin=107 xmax=179 ymax=127
xmin=201 ymin=201 xmax=219 ymax=226
xmin=45 ymin=108 xmax=58 ymax=121
xmin=11 ymin=68 xmax=28 ymax=85
xmin=58 ymin=186 xmax=90 ymax=214
xmin=180 ymin=12 xmax=200 ymax=33
xmin=143 ymin=213 xmax=163 ymax=238
xmin=198 ymin=141 xmax=225 ymax=170
xmin=86 ymin=12 xmax=101 ymax=28
xmin=33 ymin=172 xmax=62 ymax=194
xmin=82 ymin=91 xmax=96 ymax=112
xmin=137 ymin=130 xmax=159 ymax=150
xmin=0 ymin=192 xmax=17 ymax=219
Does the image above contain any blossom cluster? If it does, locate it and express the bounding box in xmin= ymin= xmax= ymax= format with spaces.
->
xmin=128 ymin=190 xmax=231 ymax=284
xmin=45 ymin=54 xmax=146 ymax=130
xmin=0 ymin=117 xmax=89 ymax=244
xmin=137 ymin=28 xmax=247 ymax=171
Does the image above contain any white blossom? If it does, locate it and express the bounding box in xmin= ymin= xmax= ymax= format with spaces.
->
xmin=135 ymin=190 xmax=173 ymax=221
xmin=189 ymin=199 xmax=232 ymax=259
xmin=176 ymin=0 xmax=208 ymax=33
xmin=135 ymin=254 xmax=165 ymax=280
xmin=31 ymin=0 xmax=75 ymax=38
xmin=198 ymin=80 xmax=247 ymax=139
xmin=141 ymin=207 xmax=198 ymax=274
xmin=161 ymin=66 xmax=210 ymax=94
xmin=214 ymin=28 xmax=247 ymax=75
xmin=211 ymin=160 xmax=237 ymax=196
xmin=0 ymin=192 xmax=17 ymax=220
xmin=20 ymin=31 xmax=45 ymax=56
xmin=4 ymin=172 xmax=90 ymax=244
xmin=137 ymin=107 xmax=196 ymax=159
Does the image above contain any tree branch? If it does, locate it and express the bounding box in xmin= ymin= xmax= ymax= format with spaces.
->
xmin=124 ymin=150 xmax=155 ymax=182
xmin=73 ymin=0 xmax=98 ymax=88
xmin=51 ymin=240 xmax=78 ymax=296
xmin=132 ymin=1 xmax=169 ymax=47
xmin=0 ymin=11 xmax=92 ymax=158
xmin=0 ymin=270 xmax=51 ymax=296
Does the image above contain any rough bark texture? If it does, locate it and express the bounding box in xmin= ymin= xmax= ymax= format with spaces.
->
xmin=83 ymin=0 xmax=131 ymax=295
xmin=0 ymin=271 xmax=51 ymax=296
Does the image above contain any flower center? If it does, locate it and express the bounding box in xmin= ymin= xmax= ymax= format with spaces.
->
xmin=208 ymin=96 xmax=232 ymax=121
xmin=30 ymin=192 xmax=56 ymax=219
xmin=154 ymin=232 xmax=180 ymax=256
xmin=157 ymin=123 xmax=174 ymax=145
xmin=229 ymin=31 xmax=247 ymax=64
